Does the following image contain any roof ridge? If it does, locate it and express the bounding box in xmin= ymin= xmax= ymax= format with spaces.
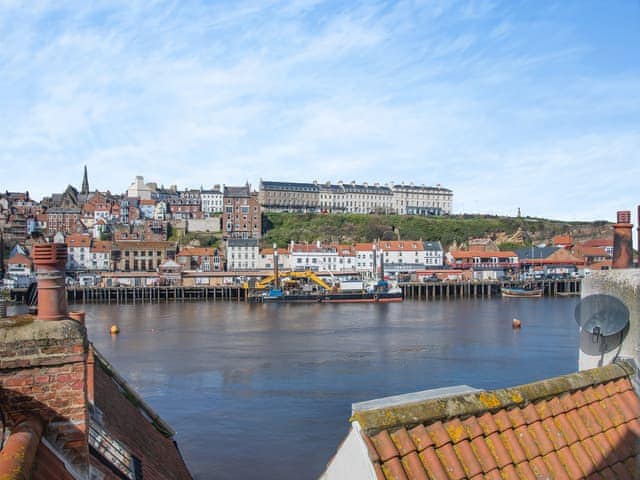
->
xmin=352 ymin=360 xmax=635 ymax=434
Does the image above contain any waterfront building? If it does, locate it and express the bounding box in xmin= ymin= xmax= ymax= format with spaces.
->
xmin=110 ymin=241 xmax=177 ymax=272
xmin=258 ymin=246 xmax=291 ymax=271
xmin=572 ymin=244 xmax=612 ymax=267
xmin=582 ymin=238 xmax=614 ymax=257
xmin=355 ymin=240 xmax=441 ymax=274
xmin=226 ymin=238 xmax=259 ymax=271
xmin=516 ymin=246 xmax=582 ymax=278
xmin=290 ymin=241 xmax=356 ymax=273
xmin=222 ymin=185 xmax=262 ymax=239
xmin=423 ymin=241 xmax=444 ymax=267
xmin=177 ymin=247 xmax=224 ymax=272
xmin=201 ymin=187 xmax=223 ymax=215
xmin=447 ymin=249 xmax=519 ymax=280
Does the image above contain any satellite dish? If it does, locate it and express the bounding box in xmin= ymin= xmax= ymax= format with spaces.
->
xmin=575 ymin=294 xmax=629 ymax=355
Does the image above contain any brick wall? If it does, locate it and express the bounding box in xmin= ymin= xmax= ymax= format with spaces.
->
xmin=0 ymin=317 xmax=89 ymax=475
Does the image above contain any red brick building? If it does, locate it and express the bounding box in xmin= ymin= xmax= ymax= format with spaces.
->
xmin=222 ymin=185 xmax=261 ymax=239
xmin=45 ymin=207 xmax=81 ymax=235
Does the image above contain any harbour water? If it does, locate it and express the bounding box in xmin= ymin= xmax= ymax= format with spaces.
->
xmin=75 ymin=298 xmax=579 ymax=479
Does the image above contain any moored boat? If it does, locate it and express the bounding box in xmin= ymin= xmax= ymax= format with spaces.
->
xmin=501 ymin=287 xmax=543 ymax=298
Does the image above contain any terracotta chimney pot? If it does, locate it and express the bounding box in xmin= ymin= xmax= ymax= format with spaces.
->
xmin=33 ymin=243 xmax=68 ymax=320
xmin=613 ymin=211 xmax=633 ymax=269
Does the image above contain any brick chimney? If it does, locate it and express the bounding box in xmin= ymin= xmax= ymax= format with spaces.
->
xmin=32 ymin=243 xmax=68 ymax=320
xmin=612 ymin=210 xmax=633 ymax=269
xmin=0 ymin=242 xmax=90 ymax=475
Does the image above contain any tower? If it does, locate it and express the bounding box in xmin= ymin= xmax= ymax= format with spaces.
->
xmin=81 ymin=165 xmax=89 ymax=195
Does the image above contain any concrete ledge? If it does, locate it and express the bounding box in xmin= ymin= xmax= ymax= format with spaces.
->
xmin=352 ymin=360 xmax=635 ymax=434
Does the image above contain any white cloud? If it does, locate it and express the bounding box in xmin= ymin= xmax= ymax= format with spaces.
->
xmin=0 ymin=0 xmax=638 ymax=222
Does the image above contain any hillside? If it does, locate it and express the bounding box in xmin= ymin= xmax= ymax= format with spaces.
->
xmin=262 ymin=212 xmax=612 ymax=249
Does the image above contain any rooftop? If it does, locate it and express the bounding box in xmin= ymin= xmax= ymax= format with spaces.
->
xmin=346 ymin=360 xmax=640 ymax=480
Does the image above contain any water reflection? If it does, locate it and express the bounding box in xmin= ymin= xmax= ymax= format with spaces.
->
xmin=77 ymin=298 xmax=579 ymax=480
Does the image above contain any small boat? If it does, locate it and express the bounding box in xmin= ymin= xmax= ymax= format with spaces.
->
xmin=501 ymin=287 xmax=543 ymax=298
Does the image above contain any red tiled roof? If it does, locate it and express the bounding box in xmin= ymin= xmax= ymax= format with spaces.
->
xmin=583 ymin=239 xmax=613 ymax=248
xmin=355 ymin=242 xmax=425 ymax=252
xmin=590 ymin=260 xmax=613 ymax=270
xmin=553 ymin=235 xmax=573 ymax=245
xmin=574 ymin=246 xmax=611 ymax=258
xmin=177 ymin=247 xmax=216 ymax=257
xmin=354 ymin=361 xmax=640 ymax=480
xmin=7 ymin=253 xmax=33 ymax=266
xmin=91 ymin=241 xmax=112 ymax=253
xmin=67 ymin=233 xmax=91 ymax=247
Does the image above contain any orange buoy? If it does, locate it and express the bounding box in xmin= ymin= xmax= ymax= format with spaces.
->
xmin=512 ymin=318 xmax=521 ymax=329
xmin=110 ymin=324 xmax=120 ymax=335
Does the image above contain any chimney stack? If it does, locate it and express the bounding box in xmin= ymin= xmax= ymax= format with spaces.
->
xmin=32 ymin=243 xmax=68 ymax=320
xmin=613 ymin=210 xmax=633 ymax=269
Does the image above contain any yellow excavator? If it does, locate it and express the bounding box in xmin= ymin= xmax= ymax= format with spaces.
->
xmin=244 ymin=270 xmax=332 ymax=291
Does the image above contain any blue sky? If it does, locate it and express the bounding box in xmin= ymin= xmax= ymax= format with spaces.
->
xmin=0 ymin=0 xmax=638 ymax=221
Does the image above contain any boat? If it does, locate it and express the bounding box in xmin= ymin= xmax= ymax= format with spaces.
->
xmin=246 ymin=243 xmax=403 ymax=304
xmin=255 ymin=280 xmax=403 ymax=304
xmin=501 ymin=287 xmax=543 ymax=298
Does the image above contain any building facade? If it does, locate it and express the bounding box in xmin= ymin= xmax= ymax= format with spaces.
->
xmin=258 ymin=179 xmax=453 ymax=215
xmin=110 ymin=241 xmax=177 ymax=272
xmin=222 ymin=185 xmax=262 ymax=239
xmin=201 ymin=188 xmax=223 ymax=216
xmin=226 ymin=238 xmax=259 ymax=271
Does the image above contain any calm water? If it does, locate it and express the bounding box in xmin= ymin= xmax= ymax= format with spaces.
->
xmin=73 ymin=298 xmax=579 ymax=480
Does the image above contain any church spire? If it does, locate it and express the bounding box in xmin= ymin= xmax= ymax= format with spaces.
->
xmin=81 ymin=165 xmax=89 ymax=195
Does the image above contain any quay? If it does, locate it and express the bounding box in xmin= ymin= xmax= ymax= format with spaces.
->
xmin=6 ymin=278 xmax=581 ymax=304
xmin=400 ymin=278 xmax=581 ymax=300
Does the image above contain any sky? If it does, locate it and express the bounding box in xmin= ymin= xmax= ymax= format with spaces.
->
xmin=0 ymin=0 xmax=638 ymax=221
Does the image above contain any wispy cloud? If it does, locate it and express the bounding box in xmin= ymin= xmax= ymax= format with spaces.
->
xmin=0 ymin=0 xmax=638 ymax=221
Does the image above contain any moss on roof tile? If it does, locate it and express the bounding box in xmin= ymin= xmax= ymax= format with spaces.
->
xmin=352 ymin=360 xmax=635 ymax=434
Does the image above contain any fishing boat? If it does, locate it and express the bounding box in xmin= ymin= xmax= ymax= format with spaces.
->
xmin=501 ymin=286 xmax=543 ymax=298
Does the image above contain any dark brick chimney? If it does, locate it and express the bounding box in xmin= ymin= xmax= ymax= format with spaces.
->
xmin=613 ymin=210 xmax=633 ymax=269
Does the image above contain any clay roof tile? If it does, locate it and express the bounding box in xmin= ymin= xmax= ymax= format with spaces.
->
xmin=349 ymin=362 xmax=640 ymax=480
